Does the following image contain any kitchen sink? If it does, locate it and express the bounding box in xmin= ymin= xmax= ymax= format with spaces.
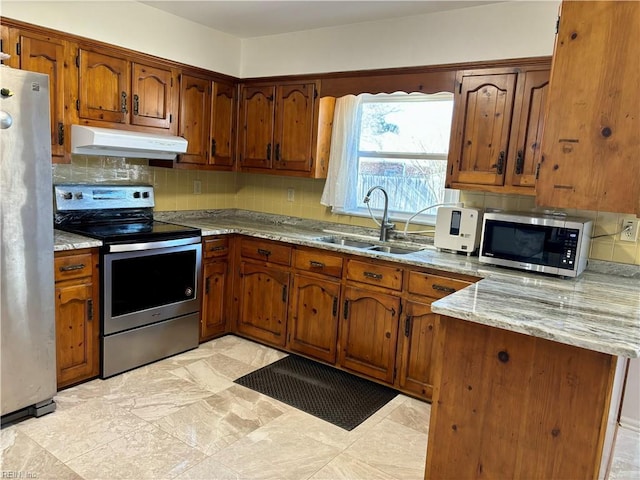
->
xmin=316 ymin=236 xmax=376 ymax=249
xmin=369 ymin=245 xmax=423 ymax=255
xmin=315 ymin=235 xmax=424 ymax=255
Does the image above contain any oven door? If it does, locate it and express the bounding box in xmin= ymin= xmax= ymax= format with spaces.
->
xmin=102 ymin=237 xmax=202 ymax=335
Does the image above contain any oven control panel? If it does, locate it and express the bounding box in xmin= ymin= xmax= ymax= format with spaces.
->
xmin=54 ymin=184 xmax=155 ymax=211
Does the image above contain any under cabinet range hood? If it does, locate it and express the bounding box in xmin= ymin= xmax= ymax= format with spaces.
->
xmin=71 ymin=125 xmax=188 ymax=160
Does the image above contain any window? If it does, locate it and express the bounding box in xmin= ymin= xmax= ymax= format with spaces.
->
xmin=323 ymin=92 xmax=458 ymax=225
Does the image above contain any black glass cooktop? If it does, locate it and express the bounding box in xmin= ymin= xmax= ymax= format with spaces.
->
xmin=58 ymin=220 xmax=200 ymax=244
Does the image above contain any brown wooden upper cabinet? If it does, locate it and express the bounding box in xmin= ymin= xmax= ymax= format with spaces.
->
xmin=76 ymin=46 xmax=178 ymax=134
xmin=446 ymin=65 xmax=550 ymax=195
xmin=3 ymin=28 xmax=72 ymax=162
xmin=176 ymin=75 xmax=236 ymax=169
xmin=537 ymin=1 xmax=639 ymax=216
xmin=239 ymin=81 xmax=335 ymax=178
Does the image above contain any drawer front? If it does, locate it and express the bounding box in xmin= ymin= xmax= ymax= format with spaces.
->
xmin=240 ymin=239 xmax=292 ymax=266
xmin=203 ymin=237 xmax=229 ymax=258
xmin=294 ymin=248 xmax=343 ymax=278
xmin=408 ymin=271 xmax=471 ymax=299
xmin=55 ymin=253 xmax=93 ymax=282
xmin=346 ymin=259 xmax=403 ymax=291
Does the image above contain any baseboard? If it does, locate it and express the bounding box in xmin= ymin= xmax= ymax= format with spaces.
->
xmin=619 ymin=416 xmax=640 ymax=433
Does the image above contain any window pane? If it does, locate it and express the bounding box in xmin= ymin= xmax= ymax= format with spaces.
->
xmin=359 ymin=96 xmax=453 ymax=154
xmin=357 ymin=157 xmax=448 ymax=212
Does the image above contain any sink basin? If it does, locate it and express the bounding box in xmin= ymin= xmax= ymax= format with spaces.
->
xmin=317 ymin=236 xmax=376 ymax=249
xmin=316 ymin=235 xmax=424 ymax=255
xmin=370 ymin=245 xmax=423 ymax=255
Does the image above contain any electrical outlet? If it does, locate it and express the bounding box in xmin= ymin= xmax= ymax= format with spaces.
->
xmin=619 ymin=219 xmax=639 ymax=242
xmin=193 ymin=180 xmax=202 ymax=195
xmin=287 ymin=188 xmax=295 ymax=202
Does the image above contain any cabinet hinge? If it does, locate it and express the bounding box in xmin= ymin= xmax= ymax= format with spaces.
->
xmin=555 ymin=16 xmax=560 ymax=34
xmin=75 ymin=55 xmax=79 ymax=68
xmin=15 ymin=42 xmax=21 ymax=56
xmin=314 ymin=90 xmax=318 ymax=99
xmin=76 ymin=99 xmax=80 ymax=111
xmin=535 ymin=162 xmax=541 ymax=180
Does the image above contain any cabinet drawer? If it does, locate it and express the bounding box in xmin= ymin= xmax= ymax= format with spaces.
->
xmin=203 ymin=237 xmax=229 ymax=258
xmin=240 ymin=238 xmax=291 ymax=266
xmin=408 ymin=271 xmax=471 ymax=299
xmin=294 ymin=248 xmax=343 ymax=278
xmin=346 ymin=260 xmax=403 ymax=291
xmin=54 ymin=253 xmax=93 ymax=282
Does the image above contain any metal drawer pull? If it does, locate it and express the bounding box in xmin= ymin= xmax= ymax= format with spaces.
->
xmin=208 ymin=245 xmax=226 ymax=251
xmin=364 ymin=271 xmax=383 ymax=280
xmin=309 ymin=261 xmax=324 ymax=268
xmin=432 ymin=284 xmax=456 ymax=294
xmin=257 ymin=248 xmax=271 ymax=257
xmin=59 ymin=263 xmax=85 ymax=272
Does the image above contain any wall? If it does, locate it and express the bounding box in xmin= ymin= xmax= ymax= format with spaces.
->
xmin=240 ymin=1 xmax=560 ymax=77
xmin=51 ymin=157 xmax=640 ymax=266
xmin=0 ymin=1 xmax=242 ymax=76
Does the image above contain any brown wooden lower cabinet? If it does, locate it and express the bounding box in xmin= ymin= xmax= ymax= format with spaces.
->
xmin=395 ymin=299 xmax=437 ymax=399
xmin=201 ymin=260 xmax=229 ymax=341
xmin=54 ymin=249 xmax=100 ymax=389
xmin=288 ymin=273 xmax=340 ymax=363
xmin=425 ymin=315 xmax=626 ymax=479
xmin=339 ymin=285 xmax=400 ymax=384
xmin=236 ymin=260 xmax=290 ymax=347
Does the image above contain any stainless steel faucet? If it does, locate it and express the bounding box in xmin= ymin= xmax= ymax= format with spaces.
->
xmin=363 ymin=185 xmax=395 ymax=241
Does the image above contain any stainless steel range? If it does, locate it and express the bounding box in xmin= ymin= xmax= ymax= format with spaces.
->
xmin=54 ymin=184 xmax=202 ymax=378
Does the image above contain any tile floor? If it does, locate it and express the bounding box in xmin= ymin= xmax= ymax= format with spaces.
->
xmin=1 ymin=335 xmax=639 ymax=480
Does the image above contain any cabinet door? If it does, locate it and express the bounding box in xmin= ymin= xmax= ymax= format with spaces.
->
xmin=237 ymin=261 xmax=289 ymax=347
xmin=273 ymin=83 xmax=315 ymax=173
xmin=14 ymin=32 xmax=68 ymax=160
xmin=0 ymin=25 xmax=12 ymax=66
xmin=78 ymin=48 xmax=130 ymax=124
xmin=339 ymin=285 xmax=400 ymax=383
xmin=239 ymin=85 xmax=275 ymax=169
xmin=131 ymin=62 xmax=175 ymax=131
xmin=209 ymin=81 xmax=236 ymax=168
xmin=289 ymin=273 xmax=340 ymax=364
xmin=178 ymin=74 xmax=211 ymax=165
xmin=448 ymin=73 xmax=517 ymax=187
xmin=538 ymin=1 xmax=640 ymax=215
xmin=201 ymin=260 xmax=228 ymax=341
xmin=55 ymin=281 xmax=99 ymax=388
xmin=508 ymin=69 xmax=550 ymax=189
xmin=396 ymin=299 xmax=437 ymax=399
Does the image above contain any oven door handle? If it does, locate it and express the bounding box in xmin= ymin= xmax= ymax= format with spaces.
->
xmin=107 ymin=236 xmax=201 ymax=253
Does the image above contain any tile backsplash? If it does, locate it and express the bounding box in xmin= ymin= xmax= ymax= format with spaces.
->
xmin=52 ymin=156 xmax=640 ymax=266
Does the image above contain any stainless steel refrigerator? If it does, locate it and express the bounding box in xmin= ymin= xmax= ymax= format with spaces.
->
xmin=0 ymin=67 xmax=56 ymax=422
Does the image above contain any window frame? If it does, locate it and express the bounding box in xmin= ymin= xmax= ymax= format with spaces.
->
xmin=332 ymin=92 xmax=459 ymax=226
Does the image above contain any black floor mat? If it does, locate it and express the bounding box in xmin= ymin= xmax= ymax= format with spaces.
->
xmin=234 ymin=354 xmax=397 ymax=431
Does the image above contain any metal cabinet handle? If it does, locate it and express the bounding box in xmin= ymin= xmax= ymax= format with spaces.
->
xmin=275 ymin=143 xmax=281 ymax=161
xmin=87 ymin=299 xmax=93 ymax=321
xmin=515 ymin=149 xmax=524 ymax=175
xmin=282 ymin=285 xmax=287 ymax=302
xmin=211 ymin=138 xmax=217 ymax=157
xmin=309 ymin=261 xmax=324 ymax=268
xmin=59 ymin=263 xmax=85 ymax=272
xmin=205 ymin=277 xmax=211 ymax=294
xmin=494 ymin=151 xmax=505 ymax=175
xmin=257 ymin=248 xmax=271 ymax=257
xmin=343 ymin=300 xmax=349 ymax=319
xmin=266 ymin=143 xmax=271 ymax=161
xmin=133 ymin=94 xmax=139 ymax=116
xmin=121 ymin=91 xmax=128 ymax=114
xmin=432 ymin=284 xmax=456 ymax=294
xmin=208 ymin=245 xmax=226 ymax=252
xmin=363 ymin=271 xmax=383 ymax=280
xmin=332 ymin=297 xmax=338 ymax=317
xmin=404 ymin=316 xmax=412 ymax=337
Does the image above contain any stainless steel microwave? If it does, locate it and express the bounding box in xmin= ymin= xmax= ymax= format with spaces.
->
xmin=479 ymin=211 xmax=593 ymax=277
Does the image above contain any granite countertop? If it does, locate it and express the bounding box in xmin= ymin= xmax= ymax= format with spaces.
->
xmin=54 ymin=230 xmax=102 ymax=251
xmin=54 ymin=209 xmax=640 ymax=358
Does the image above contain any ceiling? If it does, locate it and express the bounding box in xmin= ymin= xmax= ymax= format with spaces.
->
xmin=139 ymin=1 xmax=500 ymax=38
